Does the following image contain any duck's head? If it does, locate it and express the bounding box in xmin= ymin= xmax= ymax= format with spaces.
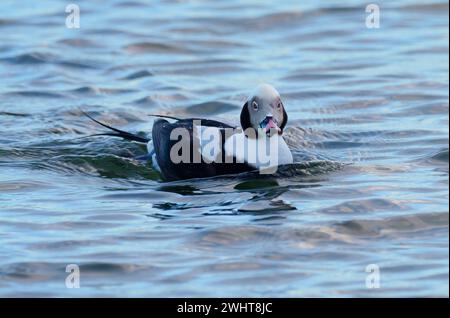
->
xmin=240 ymin=84 xmax=288 ymax=137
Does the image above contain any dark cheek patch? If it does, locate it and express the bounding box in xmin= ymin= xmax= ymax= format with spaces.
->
xmin=279 ymin=106 xmax=288 ymax=133
xmin=240 ymin=102 xmax=251 ymax=131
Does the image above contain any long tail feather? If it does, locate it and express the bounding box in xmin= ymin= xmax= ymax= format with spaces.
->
xmin=82 ymin=111 xmax=149 ymax=143
xmin=148 ymin=114 xmax=182 ymax=121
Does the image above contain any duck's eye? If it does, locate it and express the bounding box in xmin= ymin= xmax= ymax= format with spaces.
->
xmin=252 ymin=101 xmax=258 ymax=111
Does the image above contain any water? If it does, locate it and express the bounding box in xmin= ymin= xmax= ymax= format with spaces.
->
xmin=0 ymin=0 xmax=448 ymax=297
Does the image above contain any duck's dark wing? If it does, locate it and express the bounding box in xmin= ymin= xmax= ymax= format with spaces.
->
xmin=152 ymin=118 xmax=254 ymax=181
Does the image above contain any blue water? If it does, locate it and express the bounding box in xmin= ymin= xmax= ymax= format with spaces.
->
xmin=0 ymin=0 xmax=448 ymax=297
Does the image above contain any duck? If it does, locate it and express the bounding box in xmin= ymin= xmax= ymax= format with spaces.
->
xmin=84 ymin=83 xmax=293 ymax=181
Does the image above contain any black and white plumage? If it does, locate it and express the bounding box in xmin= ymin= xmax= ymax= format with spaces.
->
xmin=149 ymin=118 xmax=254 ymax=180
xmin=85 ymin=84 xmax=293 ymax=181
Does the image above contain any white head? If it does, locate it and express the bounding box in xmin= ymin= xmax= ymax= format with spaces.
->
xmin=240 ymin=84 xmax=288 ymax=137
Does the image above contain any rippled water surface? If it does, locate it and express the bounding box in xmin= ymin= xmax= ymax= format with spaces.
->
xmin=0 ymin=0 xmax=448 ymax=297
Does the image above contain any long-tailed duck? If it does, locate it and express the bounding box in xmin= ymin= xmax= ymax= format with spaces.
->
xmin=85 ymin=84 xmax=293 ymax=181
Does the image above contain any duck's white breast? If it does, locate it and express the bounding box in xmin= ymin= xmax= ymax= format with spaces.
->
xmin=224 ymin=133 xmax=293 ymax=169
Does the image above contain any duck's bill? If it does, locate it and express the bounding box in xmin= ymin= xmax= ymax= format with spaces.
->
xmin=260 ymin=117 xmax=281 ymax=136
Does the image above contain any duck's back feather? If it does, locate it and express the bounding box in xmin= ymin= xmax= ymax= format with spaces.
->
xmin=151 ymin=118 xmax=253 ymax=181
